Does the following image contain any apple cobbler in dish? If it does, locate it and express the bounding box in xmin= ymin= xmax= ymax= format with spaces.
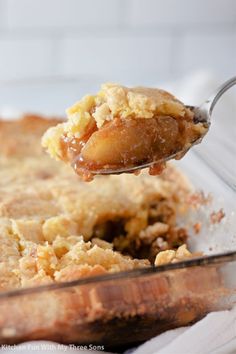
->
xmin=42 ymin=83 xmax=207 ymax=181
xmin=0 ymin=115 xmax=196 ymax=291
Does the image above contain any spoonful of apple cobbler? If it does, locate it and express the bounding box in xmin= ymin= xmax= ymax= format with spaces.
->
xmin=42 ymin=77 xmax=236 ymax=181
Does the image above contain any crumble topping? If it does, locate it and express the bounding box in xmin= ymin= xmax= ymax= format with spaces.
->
xmin=0 ymin=115 xmax=195 ymax=291
xmin=90 ymin=83 xmax=190 ymax=128
xmin=193 ymin=222 xmax=202 ymax=234
xmin=154 ymin=244 xmax=194 ymax=266
xmin=17 ymin=235 xmax=149 ymax=288
xmin=67 ymin=83 xmax=191 ymax=131
xmin=210 ymin=209 xmax=225 ymax=224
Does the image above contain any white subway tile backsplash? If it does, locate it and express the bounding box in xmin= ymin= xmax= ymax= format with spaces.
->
xmin=127 ymin=0 xmax=236 ymax=26
xmin=0 ymin=0 xmax=6 ymax=28
xmin=6 ymin=0 xmax=121 ymax=29
xmin=61 ymin=35 xmax=172 ymax=84
xmin=177 ymin=32 xmax=235 ymax=77
xmin=0 ymin=38 xmax=54 ymax=80
xmin=0 ymin=0 xmax=235 ymax=82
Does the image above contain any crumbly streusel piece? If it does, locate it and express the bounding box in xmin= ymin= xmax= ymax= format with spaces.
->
xmin=154 ymin=244 xmax=201 ymax=266
xmin=17 ymin=235 xmax=149 ymax=287
xmin=43 ymin=83 xmax=192 ymax=145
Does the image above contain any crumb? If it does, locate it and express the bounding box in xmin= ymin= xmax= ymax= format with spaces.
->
xmin=154 ymin=244 xmax=203 ymax=266
xmin=149 ymin=163 xmax=166 ymax=176
xmin=193 ymin=222 xmax=202 ymax=234
xmin=210 ymin=209 xmax=225 ymax=224
xmin=187 ymin=191 xmax=212 ymax=208
xmin=139 ymin=222 xmax=169 ymax=245
xmin=154 ymin=244 xmax=192 ymax=266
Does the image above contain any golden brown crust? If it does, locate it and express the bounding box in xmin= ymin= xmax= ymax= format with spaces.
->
xmin=0 ymin=115 xmax=62 ymax=157
xmin=0 ymin=115 xmax=192 ymax=290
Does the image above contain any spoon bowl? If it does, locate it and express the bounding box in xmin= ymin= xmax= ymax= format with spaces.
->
xmin=91 ymin=76 xmax=236 ymax=175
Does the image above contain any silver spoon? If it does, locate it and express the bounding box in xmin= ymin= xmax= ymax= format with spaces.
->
xmin=91 ymin=76 xmax=236 ymax=175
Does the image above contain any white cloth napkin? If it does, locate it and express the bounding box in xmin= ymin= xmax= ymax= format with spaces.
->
xmin=1 ymin=72 xmax=236 ymax=354
xmin=127 ymin=306 xmax=236 ymax=354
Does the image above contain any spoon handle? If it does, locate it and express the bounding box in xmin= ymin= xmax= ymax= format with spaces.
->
xmin=204 ymin=76 xmax=236 ymax=116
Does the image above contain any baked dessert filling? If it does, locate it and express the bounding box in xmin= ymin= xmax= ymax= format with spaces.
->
xmin=0 ymin=115 xmax=196 ymax=291
xmin=42 ymin=83 xmax=207 ymax=181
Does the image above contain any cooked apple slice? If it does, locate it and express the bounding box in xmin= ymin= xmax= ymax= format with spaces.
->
xmin=80 ymin=117 xmax=180 ymax=169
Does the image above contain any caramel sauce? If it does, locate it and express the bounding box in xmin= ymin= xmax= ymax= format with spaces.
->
xmin=60 ymin=124 xmax=98 ymax=162
xmin=59 ymin=116 xmax=204 ymax=181
xmin=149 ymin=163 xmax=166 ymax=176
